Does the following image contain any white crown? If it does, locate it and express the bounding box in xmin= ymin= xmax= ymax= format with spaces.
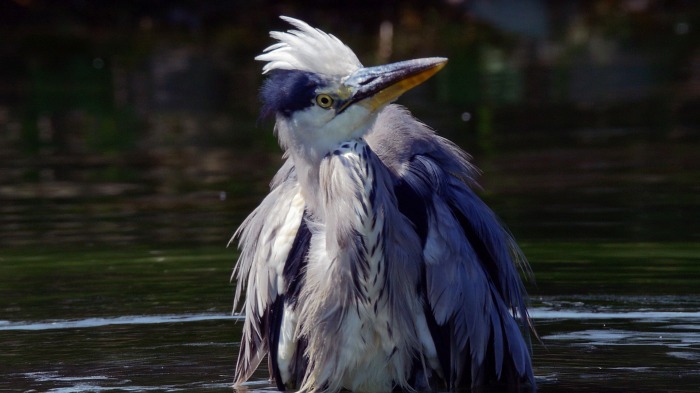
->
xmin=256 ymin=16 xmax=363 ymax=77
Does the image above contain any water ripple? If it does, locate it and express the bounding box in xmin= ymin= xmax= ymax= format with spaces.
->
xmin=0 ymin=313 xmax=240 ymax=331
xmin=2 ymin=306 xmax=699 ymax=332
xmin=530 ymin=308 xmax=700 ymax=321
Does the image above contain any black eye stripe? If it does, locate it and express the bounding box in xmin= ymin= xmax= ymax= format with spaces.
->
xmin=260 ymin=70 xmax=326 ymax=118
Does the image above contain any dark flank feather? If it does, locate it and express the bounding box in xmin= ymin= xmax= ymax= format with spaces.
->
xmin=389 ymin=114 xmax=534 ymax=389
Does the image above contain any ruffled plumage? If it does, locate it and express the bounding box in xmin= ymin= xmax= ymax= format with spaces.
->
xmin=233 ymin=17 xmax=535 ymax=393
xmin=256 ymin=16 xmax=362 ymax=76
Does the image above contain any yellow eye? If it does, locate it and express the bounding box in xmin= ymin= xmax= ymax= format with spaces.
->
xmin=315 ymin=94 xmax=334 ymax=109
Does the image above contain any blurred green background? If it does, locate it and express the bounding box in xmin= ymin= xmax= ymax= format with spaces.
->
xmin=1 ymin=0 xmax=698 ymax=249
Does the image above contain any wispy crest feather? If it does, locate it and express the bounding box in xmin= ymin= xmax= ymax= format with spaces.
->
xmin=256 ymin=16 xmax=363 ymax=76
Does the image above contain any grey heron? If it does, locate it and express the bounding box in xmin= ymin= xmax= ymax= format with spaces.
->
xmin=231 ymin=16 xmax=535 ymax=392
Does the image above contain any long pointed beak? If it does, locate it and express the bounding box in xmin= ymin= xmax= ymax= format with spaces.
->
xmin=339 ymin=57 xmax=447 ymax=113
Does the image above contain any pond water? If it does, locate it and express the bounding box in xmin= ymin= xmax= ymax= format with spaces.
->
xmin=2 ymin=3 xmax=700 ymax=392
xmin=1 ymin=133 xmax=699 ymax=392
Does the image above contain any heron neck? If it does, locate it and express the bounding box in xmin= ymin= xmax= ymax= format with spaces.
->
xmin=291 ymin=138 xmax=370 ymax=220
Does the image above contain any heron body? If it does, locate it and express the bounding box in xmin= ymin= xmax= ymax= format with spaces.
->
xmin=232 ymin=17 xmax=535 ymax=392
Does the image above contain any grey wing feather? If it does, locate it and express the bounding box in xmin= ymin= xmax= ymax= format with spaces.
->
xmin=369 ymin=105 xmax=534 ymax=388
xmin=230 ymin=159 xmax=305 ymax=385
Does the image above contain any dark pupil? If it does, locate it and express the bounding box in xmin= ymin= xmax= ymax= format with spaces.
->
xmin=321 ymin=96 xmax=329 ymax=105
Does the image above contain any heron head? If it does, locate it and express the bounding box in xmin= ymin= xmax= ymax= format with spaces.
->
xmin=257 ymin=17 xmax=446 ymax=159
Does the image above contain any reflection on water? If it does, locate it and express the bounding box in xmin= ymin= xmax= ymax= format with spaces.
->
xmin=1 ymin=318 xmax=237 ymax=392
xmin=2 ymin=297 xmax=700 ymax=392
xmin=2 ymin=2 xmax=700 ymax=392
xmin=532 ymin=296 xmax=700 ymax=393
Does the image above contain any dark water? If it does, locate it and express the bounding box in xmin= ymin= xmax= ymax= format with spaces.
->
xmin=1 ymin=135 xmax=698 ymax=392
xmin=2 ymin=2 xmax=700 ymax=392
